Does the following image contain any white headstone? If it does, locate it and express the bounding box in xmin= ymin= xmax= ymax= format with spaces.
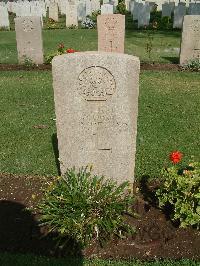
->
xmin=66 ymin=0 xmax=78 ymax=27
xmin=15 ymin=16 xmax=43 ymax=64
xmin=173 ymin=3 xmax=186 ymax=29
xmin=52 ymin=52 xmax=140 ymax=184
xmin=0 ymin=6 xmax=10 ymax=29
xmin=138 ymin=3 xmax=151 ymax=28
xmin=101 ymin=4 xmax=114 ymax=14
xmin=180 ymin=15 xmax=200 ymax=65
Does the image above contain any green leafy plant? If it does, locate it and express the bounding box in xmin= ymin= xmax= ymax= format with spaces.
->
xmin=146 ymin=31 xmax=154 ymax=59
xmin=45 ymin=43 xmax=77 ymax=64
xmin=183 ymin=59 xmax=200 ymax=72
xmin=116 ymin=0 xmax=126 ymax=14
xmin=23 ymin=56 xmax=35 ymax=67
xmin=38 ymin=166 xmax=135 ymax=248
xmin=88 ymin=10 xmax=100 ymax=24
xmin=156 ymin=152 xmax=200 ymax=229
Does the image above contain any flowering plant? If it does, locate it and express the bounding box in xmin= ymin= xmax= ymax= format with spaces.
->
xmin=45 ymin=43 xmax=77 ymax=64
xmin=156 ymin=152 xmax=200 ymax=229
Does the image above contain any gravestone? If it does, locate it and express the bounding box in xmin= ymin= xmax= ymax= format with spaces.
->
xmin=180 ymin=15 xmax=200 ymax=65
xmin=173 ymin=3 xmax=186 ymax=29
xmin=49 ymin=2 xmax=58 ymax=21
xmin=188 ymin=3 xmax=200 ymax=15
xmin=86 ymin=0 xmax=92 ymax=16
xmin=97 ymin=14 xmax=125 ymax=53
xmin=91 ymin=0 xmax=100 ymax=12
xmin=101 ymin=4 xmax=114 ymax=14
xmin=15 ymin=16 xmax=43 ymax=64
xmin=60 ymin=0 xmax=67 ymax=15
xmin=133 ymin=1 xmax=139 ymax=20
xmin=66 ymin=0 xmax=78 ymax=27
xmin=77 ymin=2 xmax=86 ymax=21
xmin=162 ymin=2 xmax=175 ymax=17
xmin=52 ymin=52 xmax=140 ymax=184
xmin=0 ymin=6 xmax=10 ymax=29
xmin=137 ymin=3 xmax=151 ymax=28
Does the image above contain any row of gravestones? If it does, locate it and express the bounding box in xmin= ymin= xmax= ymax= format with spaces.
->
xmin=131 ymin=1 xmax=200 ymax=28
xmin=1 ymin=0 xmax=200 ymax=29
xmin=13 ymin=14 xmax=200 ymax=184
xmin=14 ymin=14 xmax=200 ymax=65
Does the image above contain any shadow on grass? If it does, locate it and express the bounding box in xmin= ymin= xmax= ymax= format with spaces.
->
xmin=0 ymin=200 xmax=84 ymax=264
xmin=162 ymin=56 xmax=179 ymax=64
xmin=52 ymin=133 xmax=61 ymax=176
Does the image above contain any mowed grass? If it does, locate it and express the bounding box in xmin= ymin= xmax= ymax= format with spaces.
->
xmin=0 ymin=253 xmax=199 ymax=266
xmin=0 ymin=28 xmax=181 ymax=64
xmin=0 ymin=70 xmax=199 ymax=179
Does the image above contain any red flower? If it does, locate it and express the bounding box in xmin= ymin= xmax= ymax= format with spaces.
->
xmin=66 ymin=48 xmax=75 ymax=53
xmin=169 ymin=151 xmax=182 ymax=164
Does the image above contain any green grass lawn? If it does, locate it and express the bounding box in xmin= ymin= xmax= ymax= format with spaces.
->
xmin=0 ymin=70 xmax=199 ymax=179
xmin=0 ymin=28 xmax=181 ymax=64
xmin=0 ymin=253 xmax=199 ymax=266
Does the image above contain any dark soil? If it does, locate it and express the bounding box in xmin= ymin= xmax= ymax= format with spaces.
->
xmin=0 ymin=63 xmax=182 ymax=71
xmin=0 ymin=173 xmax=199 ymax=260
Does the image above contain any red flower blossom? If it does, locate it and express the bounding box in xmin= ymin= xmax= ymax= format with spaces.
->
xmin=66 ymin=48 xmax=75 ymax=53
xmin=169 ymin=151 xmax=182 ymax=164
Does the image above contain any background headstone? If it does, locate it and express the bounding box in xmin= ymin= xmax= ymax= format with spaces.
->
xmin=66 ymin=0 xmax=78 ymax=27
xmin=15 ymin=16 xmax=43 ymax=64
xmin=137 ymin=3 xmax=151 ymax=28
xmin=101 ymin=4 xmax=114 ymax=14
xmin=173 ymin=3 xmax=186 ymax=29
xmin=52 ymin=52 xmax=140 ymax=184
xmin=98 ymin=14 xmax=125 ymax=53
xmin=180 ymin=15 xmax=200 ymax=65
xmin=0 ymin=6 xmax=10 ymax=29
xmin=49 ymin=2 xmax=59 ymax=21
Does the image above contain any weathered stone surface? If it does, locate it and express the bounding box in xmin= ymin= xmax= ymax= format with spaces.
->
xmin=180 ymin=15 xmax=200 ymax=65
xmin=52 ymin=52 xmax=140 ymax=184
xmin=15 ymin=16 xmax=43 ymax=64
xmin=97 ymin=14 xmax=125 ymax=53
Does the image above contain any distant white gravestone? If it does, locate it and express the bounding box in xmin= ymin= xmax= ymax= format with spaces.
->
xmin=101 ymin=4 xmax=114 ymax=14
xmin=15 ymin=16 xmax=43 ymax=64
xmin=173 ymin=3 xmax=186 ymax=29
xmin=66 ymin=0 xmax=78 ymax=27
xmin=52 ymin=52 xmax=140 ymax=184
xmin=180 ymin=15 xmax=200 ymax=65
xmin=0 ymin=6 xmax=10 ymax=29
xmin=49 ymin=2 xmax=58 ymax=21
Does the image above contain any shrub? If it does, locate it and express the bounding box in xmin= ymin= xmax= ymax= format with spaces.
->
xmin=116 ymin=0 xmax=126 ymax=14
xmin=38 ymin=167 xmax=135 ymax=248
xmin=156 ymin=153 xmax=200 ymax=229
